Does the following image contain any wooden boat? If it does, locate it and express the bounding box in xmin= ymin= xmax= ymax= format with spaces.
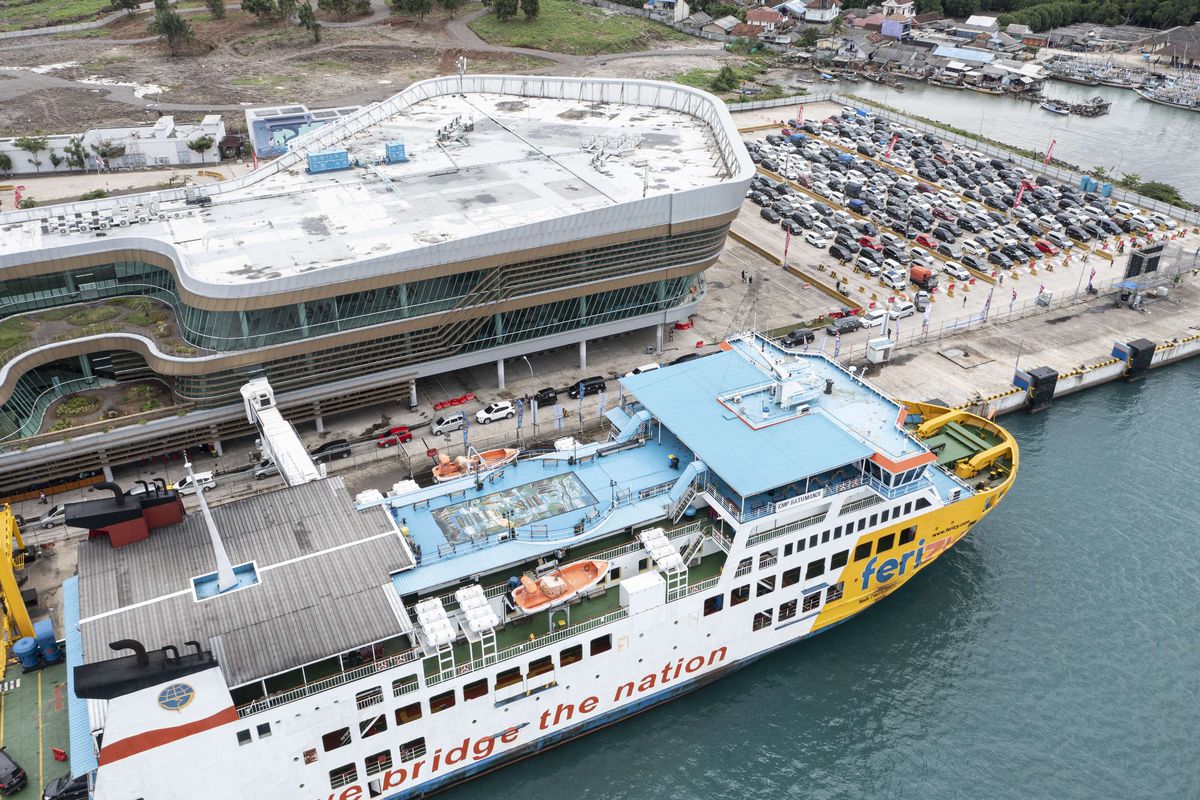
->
xmin=432 ymin=448 xmax=520 ymax=482
xmin=1040 ymin=101 xmax=1070 ymax=115
xmin=513 ymin=559 xmax=609 ymax=613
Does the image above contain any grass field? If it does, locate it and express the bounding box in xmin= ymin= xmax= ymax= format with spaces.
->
xmin=0 ymin=0 xmax=110 ymax=32
xmin=469 ymin=0 xmax=691 ymax=56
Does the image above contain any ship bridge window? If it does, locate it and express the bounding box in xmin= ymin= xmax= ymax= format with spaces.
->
xmin=400 ymin=737 xmax=427 ymax=763
xmin=366 ymin=750 xmax=393 ymax=777
xmin=854 ymin=542 xmax=871 ymax=561
xmin=395 ymin=702 xmax=422 ymax=726
xmin=590 ymin=634 xmax=613 ymax=656
xmin=784 ymin=543 xmax=794 ymax=557
xmin=730 ymin=585 xmax=750 ymax=606
xmin=329 ymin=763 xmax=358 ymax=790
xmin=495 ymin=667 xmax=523 ymax=689
xmin=356 ymin=687 xmax=384 ymax=710
xmin=560 ymin=644 xmax=584 ymax=665
xmin=834 ymin=525 xmax=843 ymax=539
xmin=430 ymin=690 xmax=456 ymax=714
xmin=904 ymin=501 xmax=913 ymax=515
xmin=881 ymin=508 xmax=891 ymax=523
xmin=360 ymin=714 xmax=387 ymax=738
xmin=915 ymin=497 xmax=932 ymax=510
xmin=703 ymin=595 xmax=724 ymax=616
xmin=392 ymin=675 xmax=419 ymax=697
xmin=900 ymin=526 xmax=917 ymax=545
xmin=464 ymin=678 xmax=488 ymax=700
xmin=322 ymin=727 xmax=352 ymax=752
xmin=528 ymin=656 xmax=554 ymax=678
xmin=869 ymin=513 xmax=878 ymax=527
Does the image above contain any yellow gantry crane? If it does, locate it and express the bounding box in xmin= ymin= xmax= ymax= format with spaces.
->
xmin=0 ymin=505 xmax=34 ymax=679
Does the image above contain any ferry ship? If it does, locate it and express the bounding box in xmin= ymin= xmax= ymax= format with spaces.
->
xmin=60 ymin=332 xmax=1017 ymax=799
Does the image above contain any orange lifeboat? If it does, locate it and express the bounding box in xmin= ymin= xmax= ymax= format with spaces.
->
xmin=512 ymin=560 xmax=609 ymax=614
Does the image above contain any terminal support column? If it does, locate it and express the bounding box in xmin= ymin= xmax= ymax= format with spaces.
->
xmin=409 ymin=380 xmax=418 ymax=411
xmin=579 ymin=339 xmax=587 ymax=370
xmin=497 ymin=359 xmax=506 ymax=390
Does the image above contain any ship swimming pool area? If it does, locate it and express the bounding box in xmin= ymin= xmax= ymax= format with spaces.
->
xmin=430 ymin=474 xmax=599 ymax=543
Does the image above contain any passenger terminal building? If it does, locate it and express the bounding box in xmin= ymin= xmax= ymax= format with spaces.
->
xmin=0 ymin=76 xmax=752 ymax=489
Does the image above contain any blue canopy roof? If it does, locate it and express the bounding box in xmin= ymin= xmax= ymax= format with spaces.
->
xmin=621 ymin=349 xmax=876 ymax=498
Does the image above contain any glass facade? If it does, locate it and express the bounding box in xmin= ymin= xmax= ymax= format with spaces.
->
xmin=0 ymin=226 xmax=726 ymax=353
xmin=0 ymin=224 xmax=721 ymax=439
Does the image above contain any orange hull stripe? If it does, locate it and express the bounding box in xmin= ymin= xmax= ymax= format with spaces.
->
xmin=99 ymin=706 xmax=238 ymax=765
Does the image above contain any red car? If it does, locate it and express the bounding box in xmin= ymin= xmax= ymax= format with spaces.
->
xmin=914 ymin=233 xmax=938 ymax=249
xmin=376 ymin=426 xmax=413 ymax=447
xmin=1034 ymin=239 xmax=1060 ymax=255
xmin=859 ymin=236 xmax=881 ymax=250
xmin=932 ymin=206 xmax=955 ymax=221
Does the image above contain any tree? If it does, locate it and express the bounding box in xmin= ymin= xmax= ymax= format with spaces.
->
xmin=188 ymin=135 xmax=216 ymax=164
xmin=277 ymin=0 xmax=298 ymax=19
xmin=1090 ymin=165 xmax=1109 ymax=179
xmin=13 ymin=135 xmax=48 ymax=174
xmin=1118 ymin=172 xmax=1142 ymax=189
xmin=829 ymin=14 xmax=846 ymax=34
xmin=354 ymin=0 xmax=371 ymax=11
xmin=799 ymin=26 xmax=819 ymax=47
xmin=439 ymin=0 xmax=461 ymax=16
xmin=206 ymin=0 xmax=227 ymax=19
xmin=149 ymin=9 xmax=194 ymax=56
xmin=64 ymin=137 xmax=88 ymax=171
xmin=154 ymin=0 xmax=171 ymax=11
xmin=520 ymin=0 xmax=538 ymax=18
xmin=0 ymin=153 xmax=11 ymax=175
xmin=242 ymin=0 xmax=278 ymax=19
xmin=91 ymin=140 xmax=127 ymax=170
xmin=319 ymin=0 xmax=353 ymax=19
xmin=17 ymin=198 xmax=36 ymax=210
xmin=113 ymin=0 xmax=139 ymax=9
xmin=710 ymin=64 xmax=740 ymax=92
xmin=1134 ymin=181 xmax=1188 ymax=207
xmin=493 ymin=0 xmax=517 ymax=20
xmin=397 ymin=0 xmax=435 ymax=18
xmin=299 ymin=1 xmax=322 ymax=40
xmin=49 ymin=151 xmax=64 ymax=169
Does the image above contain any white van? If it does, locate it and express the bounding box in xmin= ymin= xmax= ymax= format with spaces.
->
xmin=173 ymin=472 xmax=216 ymax=495
xmin=431 ymin=412 xmax=466 ymax=436
xmin=624 ymin=363 xmax=660 ymax=378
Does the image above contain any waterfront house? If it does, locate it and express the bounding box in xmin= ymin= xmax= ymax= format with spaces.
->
xmin=746 ymin=6 xmax=787 ymax=29
xmin=703 ymin=14 xmax=741 ymax=34
xmin=805 ymin=0 xmax=840 ymax=24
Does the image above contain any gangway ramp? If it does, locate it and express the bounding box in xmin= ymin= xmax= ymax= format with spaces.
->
xmin=240 ymin=378 xmax=324 ymax=487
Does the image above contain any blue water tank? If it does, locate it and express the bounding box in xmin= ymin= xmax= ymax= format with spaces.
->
xmin=13 ymin=637 xmax=38 ymax=670
xmin=33 ymin=618 xmax=59 ymax=664
xmin=1101 ymin=182 xmax=1112 ymax=197
xmin=1079 ymin=176 xmax=1091 ymax=191
xmin=306 ymin=149 xmax=351 ymax=174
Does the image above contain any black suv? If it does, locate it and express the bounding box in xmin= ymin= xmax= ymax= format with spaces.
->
xmin=568 ymin=376 xmax=606 ymax=399
xmin=825 ymin=316 xmax=863 ymax=336
xmin=310 ymin=439 xmax=352 ymax=464
xmin=0 ymin=749 xmax=26 ymax=796
xmin=41 ymin=774 xmax=88 ymax=800
xmin=780 ymin=328 xmax=816 ymax=348
xmin=533 ymin=386 xmax=558 ymax=406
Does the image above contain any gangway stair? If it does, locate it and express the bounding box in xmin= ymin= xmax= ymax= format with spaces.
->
xmin=240 ymin=378 xmax=323 ymax=487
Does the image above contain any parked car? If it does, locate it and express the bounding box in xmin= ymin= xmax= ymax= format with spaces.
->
xmin=568 ymin=376 xmax=607 ymax=399
xmin=41 ymin=774 xmax=87 ymax=800
xmin=760 ymin=208 xmax=782 ymax=224
xmin=914 ymin=233 xmax=938 ymax=249
xmin=430 ymin=412 xmax=466 ymax=436
xmin=804 ymin=231 xmax=828 ymax=248
xmin=941 ymin=261 xmax=970 ymax=281
xmin=780 ymin=328 xmax=816 ymax=348
xmin=34 ymin=505 xmax=66 ymax=530
xmin=861 ymin=308 xmax=890 ymax=328
xmin=825 ymin=316 xmax=863 ymax=335
xmin=311 ymin=439 xmax=352 ymax=463
xmin=829 ymin=244 xmax=855 ymax=262
xmin=889 ymin=300 xmax=916 ymax=319
xmin=880 ymin=269 xmax=907 ymax=291
xmin=1034 ymin=238 xmax=1060 ymax=255
xmin=625 ymin=363 xmax=661 ymax=378
xmin=670 ymin=353 xmax=703 ymax=366
xmin=376 ymin=426 xmax=413 ymax=447
xmin=0 ymin=750 xmax=25 ymax=796
xmin=476 ymin=401 xmax=515 ymax=424
xmin=533 ymin=387 xmax=558 ymax=406
xmin=172 ymin=472 xmax=216 ymax=496
xmin=253 ymin=459 xmax=280 ymax=480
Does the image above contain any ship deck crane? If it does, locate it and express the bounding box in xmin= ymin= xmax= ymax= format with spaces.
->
xmin=240 ymin=378 xmax=324 ymax=487
xmin=0 ymin=506 xmax=34 ymax=679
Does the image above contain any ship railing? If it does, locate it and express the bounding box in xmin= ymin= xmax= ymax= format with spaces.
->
xmin=745 ymin=509 xmax=829 ymax=548
xmin=841 ymin=493 xmax=884 ymax=515
xmin=864 ymin=474 xmax=932 ymax=500
xmin=425 ymin=608 xmax=630 ymax=687
xmin=592 ymin=520 xmax=707 ymax=562
xmin=670 ymin=575 xmax=720 ymax=602
xmin=236 ymin=649 xmax=420 ymax=718
xmin=733 ymin=561 xmax=752 ymax=578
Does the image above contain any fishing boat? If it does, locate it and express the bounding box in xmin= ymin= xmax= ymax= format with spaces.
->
xmin=62 ymin=332 xmax=1018 ymax=800
xmin=967 ymin=85 xmax=1004 ymax=95
xmin=1040 ymin=101 xmax=1070 ymax=115
xmin=1135 ymin=87 xmax=1200 ymax=112
xmin=512 ymin=560 xmax=609 ymax=613
xmin=432 ymin=447 xmax=520 ymax=482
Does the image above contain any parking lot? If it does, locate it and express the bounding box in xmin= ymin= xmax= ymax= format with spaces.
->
xmin=732 ymin=105 xmax=1195 ymax=353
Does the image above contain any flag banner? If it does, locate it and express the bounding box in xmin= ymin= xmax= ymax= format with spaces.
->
xmin=596 ymin=389 xmax=606 ymax=416
xmin=516 ymin=398 xmax=524 ymax=429
xmin=532 ymin=399 xmax=539 ymax=426
xmin=554 ymin=404 xmax=564 ymax=431
xmin=834 ymin=331 xmax=842 ymax=357
xmin=462 ymin=416 xmax=470 ymax=446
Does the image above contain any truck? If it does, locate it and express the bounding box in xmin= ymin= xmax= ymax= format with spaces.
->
xmin=909 ymin=265 xmax=939 ymax=291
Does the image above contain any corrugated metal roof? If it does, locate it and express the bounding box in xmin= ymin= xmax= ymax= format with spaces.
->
xmin=63 ymin=576 xmax=99 ymax=779
xmin=75 ymin=477 xmax=414 ymax=686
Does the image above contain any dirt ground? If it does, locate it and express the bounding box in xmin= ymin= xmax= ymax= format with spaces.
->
xmin=0 ymin=8 xmax=556 ymax=134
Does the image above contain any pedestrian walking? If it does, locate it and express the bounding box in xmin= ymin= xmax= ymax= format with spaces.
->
xmin=998 ymin=273 xmax=1004 ymax=286
xmin=39 ymin=491 xmax=47 ymax=505
xmin=963 ymin=295 xmax=968 ymax=307
xmin=741 ymin=270 xmax=746 ymax=283
xmin=749 ymin=275 xmax=754 ymax=286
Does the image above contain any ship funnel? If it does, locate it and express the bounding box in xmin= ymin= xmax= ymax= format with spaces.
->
xmin=91 ymin=482 xmax=127 ymax=504
xmin=109 ymin=639 xmax=149 ymax=666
